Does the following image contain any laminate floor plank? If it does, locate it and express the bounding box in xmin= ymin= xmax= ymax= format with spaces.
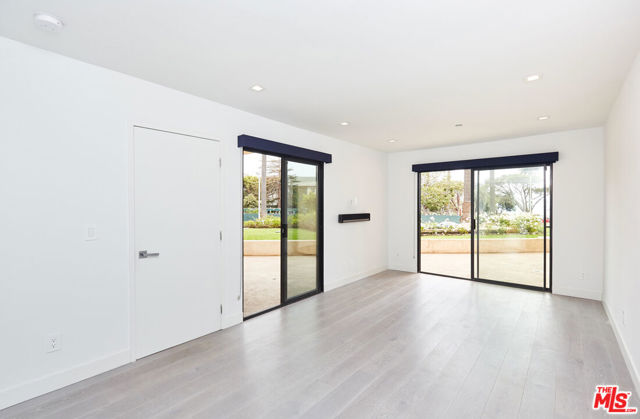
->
xmin=1 ymin=271 xmax=635 ymax=419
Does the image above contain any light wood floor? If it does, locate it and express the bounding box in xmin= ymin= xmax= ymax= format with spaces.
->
xmin=1 ymin=271 xmax=635 ymax=418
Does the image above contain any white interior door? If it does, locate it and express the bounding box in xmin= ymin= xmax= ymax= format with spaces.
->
xmin=134 ymin=127 xmax=221 ymax=359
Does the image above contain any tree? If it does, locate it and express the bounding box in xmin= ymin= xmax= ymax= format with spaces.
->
xmin=478 ymin=180 xmax=517 ymax=213
xmin=243 ymin=193 xmax=258 ymax=209
xmin=462 ymin=169 xmax=472 ymax=220
xmin=301 ymin=190 xmax=317 ymax=213
xmin=421 ymin=178 xmax=464 ymax=214
xmin=494 ymin=169 xmax=544 ymax=213
xmin=266 ymin=158 xmax=281 ymax=208
xmin=243 ymin=176 xmax=259 ymax=201
xmin=260 ymin=154 xmax=267 ymax=218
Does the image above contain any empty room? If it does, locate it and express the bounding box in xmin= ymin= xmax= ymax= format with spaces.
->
xmin=1 ymin=1 xmax=640 ymax=418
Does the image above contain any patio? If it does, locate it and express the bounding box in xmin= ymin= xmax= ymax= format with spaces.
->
xmin=421 ymin=252 xmax=547 ymax=287
xmin=243 ymin=255 xmax=317 ymax=317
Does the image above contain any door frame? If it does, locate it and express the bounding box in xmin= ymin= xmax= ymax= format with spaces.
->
xmin=128 ymin=124 xmax=224 ymax=362
xmin=242 ymin=149 xmax=324 ymax=320
xmin=416 ymin=163 xmax=553 ymax=292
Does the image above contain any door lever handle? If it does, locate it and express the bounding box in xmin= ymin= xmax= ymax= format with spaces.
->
xmin=138 ymin=250 xmax=160 ymax=259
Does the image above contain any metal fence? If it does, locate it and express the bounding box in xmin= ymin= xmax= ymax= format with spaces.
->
xmin=243 ymin=208 xmax=298 ymax=221
xmin=420 ymin=214 xmax=462 ymax=224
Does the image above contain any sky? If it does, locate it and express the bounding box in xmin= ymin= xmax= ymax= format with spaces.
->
xmin=243 ymin=151 xmax=317 ymax=178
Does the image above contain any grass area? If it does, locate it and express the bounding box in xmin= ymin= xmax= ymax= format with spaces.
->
xmin=422 ymin=234 xmax=543 ymax=240
xmin=244 ymin=228 xmax=316 ymax=240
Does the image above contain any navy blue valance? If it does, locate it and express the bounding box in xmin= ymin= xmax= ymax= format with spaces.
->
xmin=238 ymin=134 xmax=332 ymax=163
xmin=412 ymin=152 xmax=558 ymax=172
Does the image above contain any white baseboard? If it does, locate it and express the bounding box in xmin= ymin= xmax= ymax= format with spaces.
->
xmin=222 ymin=312 xmax=243 ymax=329
xmin=552 ymin=286 xmax=602 ymax=301
xmin=0 ymin=350 xmax=130 ymax=411
xmin=603 ymin=301 xmax=640 ymax=394
xmin=387 ymin=264 xmax=415 ymax=273
xmin=324 ymin=266 xmax=388 ymax=292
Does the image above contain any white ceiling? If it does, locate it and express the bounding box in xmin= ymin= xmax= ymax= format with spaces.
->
xmin=2 ymin=0 xmax=640 ymax=151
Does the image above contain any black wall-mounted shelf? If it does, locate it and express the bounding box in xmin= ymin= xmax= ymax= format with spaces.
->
xmin=338 ymin=213 xmax=370 ymax=223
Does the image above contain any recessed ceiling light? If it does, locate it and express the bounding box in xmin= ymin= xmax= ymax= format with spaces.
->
xmin=250 ymin=85 xmax=264 ymax=92
xmin=388 ymin=139 xmax=398 ymax=143
xmin=339 ymin=121 xmax=350 ymax=126
xmin=537 ymin=115 xmax=550 ymax=121
xmin=33 ymin=13 xmax=64 ymax=32
xmin=524 ymin=73 xmax=543 ymax=83
xmin=454 ymin=123 xmax=463 ymax=127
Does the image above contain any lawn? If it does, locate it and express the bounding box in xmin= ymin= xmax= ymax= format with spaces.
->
xmin=422 ymin=234 xmax=543 ymax=240
xmin=244 ymin=228 xmax=316 ymax=240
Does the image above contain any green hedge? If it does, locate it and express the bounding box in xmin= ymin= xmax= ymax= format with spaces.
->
xmin=243 ymin=216 xmax=280 ymax=229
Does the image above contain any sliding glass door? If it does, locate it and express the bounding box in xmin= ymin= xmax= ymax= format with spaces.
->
xmin=474 ymin=166 xmax=550 ymax=288
xmin=418 ymin=169 xmax=472 ymax=279
xmin=243 ymin=151 xmax=323 ymax=318
xmin=284 ymin=160 xmax=320 ymax=301
xmin=418 ymin=164 xmax=552 ymax=291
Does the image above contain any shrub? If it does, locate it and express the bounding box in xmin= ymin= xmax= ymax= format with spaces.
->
xmin=486 ymin=213 xmax=512 ymax=227
xmin=513 ymin=213 xmax=543 ymax=234
xmin=243 ymin=216 xmax=281 ymax=229
xmin=299 ymin=212 xmax=317 ymax=230
xmin=479 ymin=213 xmax=516 ymax=234
xmin=243 ymin=194 xmax=258 ymax=208
xmin=421 ymin=219 xmax=469 ymax=235
xmin=287 ymin=212 xmax=317 ymax=230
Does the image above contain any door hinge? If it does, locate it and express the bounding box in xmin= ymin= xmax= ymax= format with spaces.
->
xmin=219 ymin=158 xmax=222 ymax=168
xmin=219 ymin=230 xmax=223 ymax=241
xmin=220 ymin=304 xmax=223 ymax=314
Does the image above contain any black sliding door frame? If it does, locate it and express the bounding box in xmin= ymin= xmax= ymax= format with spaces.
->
xmin=417 ymin=163 xmax=553 ymax=292
xmin=242 ymin=149 xmax=324 ymax=320
xmin=281 ymin=156 xmax=325 ymax=306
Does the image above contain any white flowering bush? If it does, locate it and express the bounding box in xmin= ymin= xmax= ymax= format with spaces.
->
xmin=513 ymin=213 xmax=544 ymax=234
xmin=421 ymin=218 xmax=470 ymax=235
xmin=422 ymin=212 xmax=543 ymax=236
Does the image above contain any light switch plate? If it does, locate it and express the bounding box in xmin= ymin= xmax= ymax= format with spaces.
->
xmin=85 ymin=224 xmax=97 ymax=241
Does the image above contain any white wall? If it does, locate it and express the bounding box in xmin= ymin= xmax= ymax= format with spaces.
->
xmin=603 ymin=51 xmax=640 ymax=392
xmin=387 ymin=128 xmax=605 ymax=300
xmin=0 ymin=37 xmax=388 ymax=409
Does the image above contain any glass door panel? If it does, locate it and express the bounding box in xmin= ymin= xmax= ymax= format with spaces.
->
xmin=285 ymin=160 xmax=319 ymax=300
xmin=242 ymin=151 xmax=282 ymax=318
xmin=475 ymin=166 xmax=547 ymax=287
xmin=419 ymin=169 xmax=472 ymax=278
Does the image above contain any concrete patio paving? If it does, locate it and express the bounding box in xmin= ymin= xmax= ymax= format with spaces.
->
xmin=421 ymin=252 xmax=548 ymax=287
xmin=244 ymin=249 xmax=548 ymax=318
xmin=243 ymin=255 xmax=317 ymax=317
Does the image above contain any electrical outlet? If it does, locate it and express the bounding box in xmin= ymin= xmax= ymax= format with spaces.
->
xmin=45 ymin=333 xmax=61 ymax=353
xmin=578 ymin=272 xmax=585 ymax=280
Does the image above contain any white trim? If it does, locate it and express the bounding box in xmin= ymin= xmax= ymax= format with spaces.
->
xmin=388 ymin=264 xmax=415 ymax=273
xmin=222 ymin=312 xmax=243 ymax=329
xmin=127 ymin=123 xmax=136 ymax=362
xmin=603 ymin=301 xmax=640 ymax=393
xmin=324 ymin=266 xmax=388 ymax=291
xmin=552 ymin=286 xmax=602 ymax=301
xmin=0 ymin=350 xmax=129 ymax=410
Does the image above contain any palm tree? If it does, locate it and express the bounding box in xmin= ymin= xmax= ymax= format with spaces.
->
xmin=260 ymin=154 xmax=267 ymax=218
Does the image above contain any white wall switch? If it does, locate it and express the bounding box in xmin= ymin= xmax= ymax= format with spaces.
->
xmin=85 ymin=224 xmax=97 ymax=241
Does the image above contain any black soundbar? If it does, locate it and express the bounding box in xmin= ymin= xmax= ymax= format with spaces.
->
xmin=338 ymin=213 xmax=370 ymax=223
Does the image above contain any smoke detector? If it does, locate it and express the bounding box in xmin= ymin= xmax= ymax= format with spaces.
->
xmin=33 ymin=13 xmax=64 ymax=32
